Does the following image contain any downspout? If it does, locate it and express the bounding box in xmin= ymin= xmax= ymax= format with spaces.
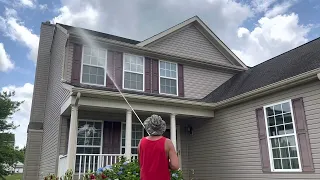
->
xmin=75 ymin=92 xmax=81 ymax=106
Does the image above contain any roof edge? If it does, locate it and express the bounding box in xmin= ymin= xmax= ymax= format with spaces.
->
xmin=210 ymin=68 xmax=320 ymax=109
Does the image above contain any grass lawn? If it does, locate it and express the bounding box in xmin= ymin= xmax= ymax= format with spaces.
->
xmin=4 ymin=173 xmax=23 ymax=180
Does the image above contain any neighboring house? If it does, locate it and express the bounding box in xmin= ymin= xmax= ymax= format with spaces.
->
xmin=23 ymin=16 xmax=320 ymax=180
xmin=7 ymin=162 xmax=24 ymax=174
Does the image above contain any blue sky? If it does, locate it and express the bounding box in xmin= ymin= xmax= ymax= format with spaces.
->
xmin=0 ymin=0 xmax=320 ymax=148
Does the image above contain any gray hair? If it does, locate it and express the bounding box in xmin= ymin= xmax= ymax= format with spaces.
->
xmin=144 ymin=114 xmax=166 ymax=136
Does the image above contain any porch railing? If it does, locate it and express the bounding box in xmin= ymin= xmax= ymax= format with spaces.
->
xmin=76 ymin=154 xmax=124 ymax=179
xmin=58 ymin=155 xmax=67 ymax=178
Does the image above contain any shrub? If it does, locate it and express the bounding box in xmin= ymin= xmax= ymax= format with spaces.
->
xmin=83 ymin=157 xmax=183 ymax=180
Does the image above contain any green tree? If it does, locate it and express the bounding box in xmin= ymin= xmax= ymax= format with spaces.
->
xmin=0 ymin=91 xmax=24 ymax=179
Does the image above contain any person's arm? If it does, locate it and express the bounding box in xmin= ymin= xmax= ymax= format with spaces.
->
xmin=166 ymin=139 xmax=179 ymax=170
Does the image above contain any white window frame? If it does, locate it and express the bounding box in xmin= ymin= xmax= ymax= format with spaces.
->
xmin=159 ymin=60 xmax=178 ymax=96
xmin=120 ymin=122 xmax=145 ymax=155
xmin=80 ymin=46 xmax=107 ymax=87
xmin=76 ymin=119 xmax=104 ymax=155
xmin=122 ymin=53 xmax=145 ymax=91
xmin=263 ymin=100 xmax=302 ymax=172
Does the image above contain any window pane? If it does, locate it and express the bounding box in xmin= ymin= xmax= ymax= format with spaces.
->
xmin=90 ymin=75 xmax=96 ymax=84
xmin=171 ymin=63 xmax=176 ymax=71
xmin=171 ymin=87 xmax=177 ymax=95
xmin=84 ymin=47 xmax=91 ymax=55
xmin=137 ymin=82 xmax=143 ymax=90
xmin=268 ymin=117 xmax=275 ymax=126
xmin=291 ymin=158 xmax=299 ymax=169
xmin=132 ymin=148 xmax=137 ymax=154
xmin=91 ymin=48 xmax=98 ymax=57
xmin=122 ymin=138 xmax=125 ymax=146
xmin=160 ymin=85 xmax=165 ymax=93
xmin=166 ymin=70 xmax=170 ymax=77
xmin=275 ymin=115 xmax=283 ymax=125
xmin=93 ymin=138 xmax=101 ymax=145
xmin=77 ymin=147 xmax=85 ymax=154
xmin=160 ymin=61 xmax=165 ymax=69
xmin=84 ymin=138 xmax=93 ymax=145
xmin=269 ymin=127 xmax=276 ymax=136
xmin=77 ymin=138 xmax=85 ymax=145
xmin=281 ymin=148 xmax=290 ymax=158
xmin=289 ymin=147 xmax=298 ymax=157
xmin=266 ymin=107 xmax=274 ymax=116
xmin=285 ymin=124 xmax=294 ymax=134
xmin=97 ymin=76 xmax=104 ymax=85
xmin=274 ymin=159 xmax=282 ymax=169
xmin=131 ymin=63 xmax=137 ymax=72
xmin=282 ymin=102 xmax=291 ymax=113
xmin=160 ymin=69 xmax=165 ymax=76
xmin=279 ymin=137 xmax=288 ymax=147
xmin=97 ymin=68 xmax=104 ymax=76
xmin=91 ymin=57 xmax=97 ymax=65
xmin=83 ymin=55 xmax=91 ymax=64
xmin=287 ymin=136 xmax=296 ymax=146
xmin=282 ymin=159 xmax=290 ymax=169
xmin=274 ymin=104 xmax=282 ymax=115
xmin=92 ymin=147 xmax=100 ymax=154
xmin=82 ymin=74 xmax=89 ymax=83
xmin=272 ymin=148 xmax=280 ymax=158
xmin=277 ymin=125 xmax=285 ymax=135
xmin=171 ymin=71 xmax=176 ymax=78
xmin=99 ymin=49 xmax=106 ymax=58
xmin=121 ymin=148 xmax=125 ymax=154
xmin=284 ymin=113 xmax=292 ymax=123
xmin=98 ymin=58 xmax=105 ymax=66
xmin=137 ymin=65 xmax=143 ymax=73
xmin=271 ymin=138 xmax=279 ymax=148
xmin=124 ymin=80 xmax=130 ymax=89
xmin=125 ymin=62 xmax=130 ymax=71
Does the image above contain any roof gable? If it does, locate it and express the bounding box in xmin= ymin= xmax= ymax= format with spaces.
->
xmin=137 ymin=16 xmax=247 ymax=68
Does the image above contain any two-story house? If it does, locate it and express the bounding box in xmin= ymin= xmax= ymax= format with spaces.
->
xmin=23 ymin=16 xmax=320 ymax=180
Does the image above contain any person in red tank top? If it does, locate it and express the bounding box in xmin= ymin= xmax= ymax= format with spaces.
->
xmin=138 ymin=115 xmax=179 ymax=180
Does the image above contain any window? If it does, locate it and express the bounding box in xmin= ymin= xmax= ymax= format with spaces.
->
xmin=76 ymin=121 xmax=103 ymax=172
xmin=123 ymin=54 xmax=144 ymax=91
xmin=159 ymin=61 xmax=178 ymax=95
xmin=121 ymin=123 xmax=145 ymax=154
xmin=81 ymin=46 xmax=107 ymax=86
xmin=264 ymin=100 xmax=301 ymax=172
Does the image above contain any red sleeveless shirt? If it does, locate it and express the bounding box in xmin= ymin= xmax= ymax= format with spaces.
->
xmin=138 ymin=136 xmax=170 ymax=180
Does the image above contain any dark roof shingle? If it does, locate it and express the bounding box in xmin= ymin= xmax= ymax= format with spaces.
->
xmin=58 ymin=23 xmax=140 ymax=45
xmin=202 ymin=37 xmax=320 ymax=103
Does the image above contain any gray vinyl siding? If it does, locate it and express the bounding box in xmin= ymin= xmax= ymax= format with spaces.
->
xmin=23 ymin=131 xmax=43 ymax=180
xmin=23 ymin=23 xmax=54 ymax=180
xmin=186 ymin=80 xmax=320 ymax=179
xmin=39 ymin=26 xmax=71 ymax=179
xmin=146 ymin=25 xmax=232 ymax=65
xmin=184 ymin=65 xmax=234 ymax=99
xmin=59 ymin=117 xmax=69 ymax=155
xmin=63 ymin=41 xmax=73 ymax=82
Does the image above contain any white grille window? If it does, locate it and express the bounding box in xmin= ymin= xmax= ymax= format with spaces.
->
xmin=123 ymin=54 xmax=144 ymax=91
xmin=264 ymin=100 xmax=302 ymax=172
xmin=159 ymin=61 xmax=178 ymax=95
xmin=121 ymin=123 xmax=144 ymax=154
xmin=81 ymin=46 xmax=107 ymax=86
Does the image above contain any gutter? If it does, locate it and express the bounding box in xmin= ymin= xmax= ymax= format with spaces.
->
xmin=68 ymin=33 xmax=246 ymax=72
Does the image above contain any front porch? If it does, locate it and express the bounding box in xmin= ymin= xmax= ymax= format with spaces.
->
xmin=58 ymin=91 xmax=214 ymax=178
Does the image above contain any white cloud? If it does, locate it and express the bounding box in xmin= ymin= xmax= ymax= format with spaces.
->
xmin=1 ymin=83 xmax=34 ymax=148
xmin=251 ymin=0 xmax=277 ymax=12
xmin=0 ymin=8 xmax=39 ymax=62
xmin=233 ymin=13 xmax=310 ymax=66
xmin=52 ymin=5 xmax=99 ymax=28
xmin=0 ymin=42 xmax=14 ymax=72
xmin=18 ymin=0 xmax=36 ymax=8
xmin=39 ymin=4 xmax=48 ymax=11
xmin=265 ymin=1 xmax=294 ymax=18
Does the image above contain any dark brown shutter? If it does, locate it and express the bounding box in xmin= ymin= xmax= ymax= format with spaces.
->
xmin=144 ymin=57 xmax=152 ymax=93
xmin=114 ymin=52 xmax=123 ymax=89
xmin=178 ymin=64 xmax=184 ymax=97
xmin=71 ymin=44 xmax=82 ymax=84
xmin=292 ymin=98 xmax=315 ymax=172
xmin=106 ymin=50 xmax=115 ymax=88
xmin=152 ymin=59 xmax=159 ymax=94
xmin=103 ymin=122 xmax=121 ymax=154
xmin=256 ymin=107 xmax=271 ymax=172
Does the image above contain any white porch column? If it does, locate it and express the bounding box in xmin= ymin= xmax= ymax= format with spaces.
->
xmin=66 ymin=104 xmax=79 ymax=171
xmin=170 ymin=113 xmax=177 ymax=150
xmin=125 ymin=109 xmax=132 ymax=160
